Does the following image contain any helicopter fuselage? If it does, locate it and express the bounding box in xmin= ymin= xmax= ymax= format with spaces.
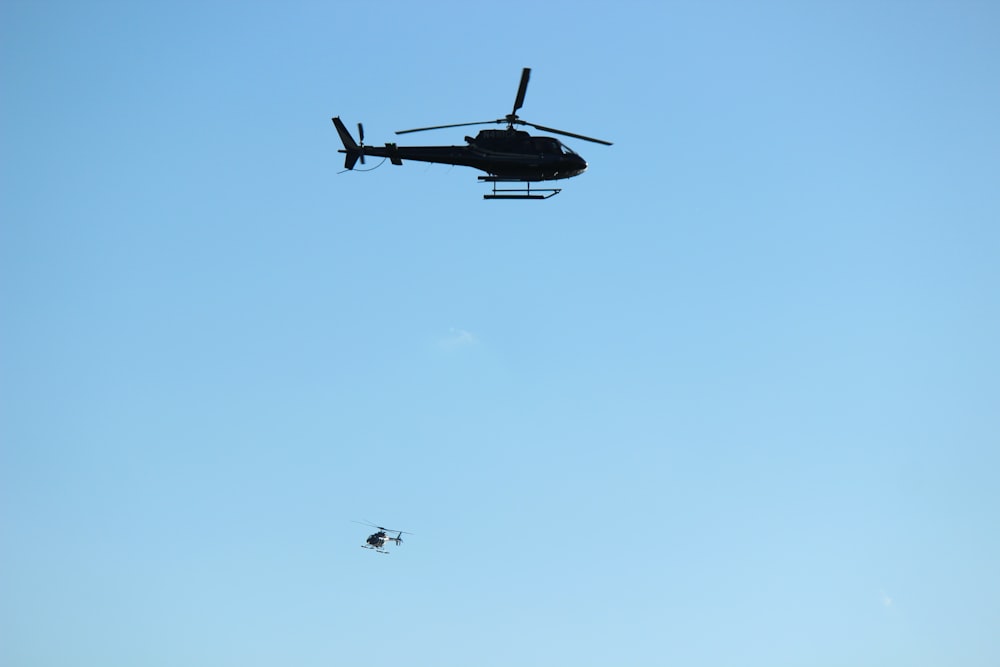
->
xmin=335 ymin=120 xmax=587 ymax=182
xmin=365 ymin=531 xmax=403 ymax=549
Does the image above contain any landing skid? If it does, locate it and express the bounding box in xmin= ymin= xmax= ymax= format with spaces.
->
xmin=361 ymin=545 xmax=390 ymax=554
xmin=480 ymin=177 xmax=560 ymax=200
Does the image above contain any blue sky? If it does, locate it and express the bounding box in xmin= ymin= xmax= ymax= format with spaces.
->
xmin=2 ymin=1 xmax=999 ymax=665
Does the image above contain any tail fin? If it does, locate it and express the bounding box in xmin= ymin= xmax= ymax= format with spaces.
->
xmin=332 ymin=117 xmax=361 ymax=170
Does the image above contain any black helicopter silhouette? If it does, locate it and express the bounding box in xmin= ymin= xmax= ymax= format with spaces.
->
xmin=332 ymin=68 xmax=611 ymax=199
xmin=354 ymin=521 xmax=412 ymax=554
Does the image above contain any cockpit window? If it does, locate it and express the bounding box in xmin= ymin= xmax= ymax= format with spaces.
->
xmin=530 ymin=137 xmax=578 ymax=155
xmin=534 ymin=138 xmax=561 ymax=154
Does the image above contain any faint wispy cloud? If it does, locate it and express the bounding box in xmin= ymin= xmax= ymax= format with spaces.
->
xmin=439 ymin=327 xmax=478 ymax=348
xmin=880 ymin=590 xmax=893 ymax=607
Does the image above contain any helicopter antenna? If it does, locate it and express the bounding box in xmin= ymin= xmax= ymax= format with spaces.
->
xmin=339 ymin=158 xmax=386 ymax=174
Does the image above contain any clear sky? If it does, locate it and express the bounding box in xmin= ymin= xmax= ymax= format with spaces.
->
xmin=2 ymin=1 xmax=999 ymax=665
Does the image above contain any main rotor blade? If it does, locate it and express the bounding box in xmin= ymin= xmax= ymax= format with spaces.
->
xmin=353 ymin=520 xmax=413 ymax=534
xmin=353 ymin=520 xmax=390 ymax=530
xmin=523 ymin=121 xmax=613 ymax=146
xmin=396 ymin=120 xmax=498 ymax=135
xmin=512 ymin=67 xmax=530 ymax=116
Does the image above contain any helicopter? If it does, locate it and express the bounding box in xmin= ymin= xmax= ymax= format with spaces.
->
xmin=332 ymin=68 xmax=611 ymax=199
xmin=354 ymin=521 xmax=412 ymax=554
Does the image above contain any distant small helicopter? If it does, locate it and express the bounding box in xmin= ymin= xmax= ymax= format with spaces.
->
xmin=354 ymin=521 xmax=412 ymax=554
xmin=332 ymin=68 xmax=611 ymax=199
